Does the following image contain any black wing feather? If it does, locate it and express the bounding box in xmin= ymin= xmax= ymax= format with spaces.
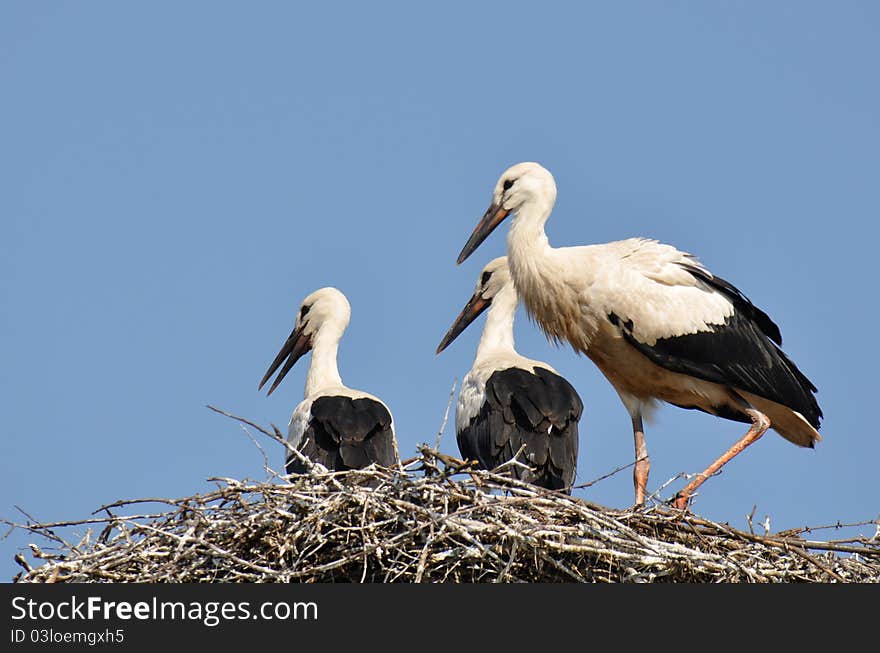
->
xmin=679 ymin=263 xmax=782 ymax=345
xmin=457 ymin=367 xmax=583 ymax=492
xmin=286 ymin=395 xmax=397 ymax=474
xmin=612 ymin=265 xmax=822 ymax=429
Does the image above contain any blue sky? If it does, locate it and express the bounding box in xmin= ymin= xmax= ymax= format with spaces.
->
xmin=2 ymin=2 xmax=878 ymax=579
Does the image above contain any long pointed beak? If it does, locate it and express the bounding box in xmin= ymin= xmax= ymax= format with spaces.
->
xmin=457 ymin=203 xmax=509 ymax=264
xmin=436 ymin=292 xmax=491 ymax=354
xmin=258 ymin=325 xmax=312 ymax=396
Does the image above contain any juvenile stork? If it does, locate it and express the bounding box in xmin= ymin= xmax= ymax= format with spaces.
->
xmin=437 ymin=257 xmax=583 ymax=492
xmin=457 ymin=162 xmax=822 ymax=509
xmin=259 ymin=287 xmax=399 ymax=474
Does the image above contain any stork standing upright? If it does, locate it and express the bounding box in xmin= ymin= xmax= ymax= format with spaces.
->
xmin=456 ymin=162 xmax=822 ymax=509
xmin=259 ymin=287 xmax=399 ymax=474
xmin=437 ymin=257 xmax=583 ymax=492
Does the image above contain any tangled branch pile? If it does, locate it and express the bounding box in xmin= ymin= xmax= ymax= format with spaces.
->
xmin=9 ymin=447 xmax=880 ymax=583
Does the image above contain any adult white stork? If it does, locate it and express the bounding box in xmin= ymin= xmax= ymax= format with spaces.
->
xmin=259 ymin=287 xmax=399 ymax=474
xmin=457 ymin=162 xmax=822 ymax=509
xmin=437 ymin=257 xmax=583 ymax=493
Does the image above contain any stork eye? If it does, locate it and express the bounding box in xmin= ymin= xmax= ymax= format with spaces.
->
xmin=503 ymin=179 xmax=515 ymax=191
xmin=300 ymin=305 xmax=311 ymax=320
xmin=481 ymin=271 xmax=492 ymax=286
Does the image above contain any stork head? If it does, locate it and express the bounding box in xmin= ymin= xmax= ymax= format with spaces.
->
xmin=436 ymin=256 xmax=512 ymax=353
xmin=259 ymin=287 xmax=351 ymax=396
xmin=457 ymin=162 xmax=557 ymax=264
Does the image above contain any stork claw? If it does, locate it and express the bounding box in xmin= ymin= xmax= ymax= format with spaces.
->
xmin=669 ymin=492 xmax=692 ymax=511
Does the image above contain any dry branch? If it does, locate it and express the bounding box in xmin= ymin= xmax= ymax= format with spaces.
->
xmin=6 ymin=445 xmax=879 ymax=583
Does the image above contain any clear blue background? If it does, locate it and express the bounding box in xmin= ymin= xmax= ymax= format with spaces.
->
xmin=3 ymin=2 xmax=878 ymax=580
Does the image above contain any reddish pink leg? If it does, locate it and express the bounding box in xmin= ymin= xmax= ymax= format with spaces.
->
xmin=632 ymin=415 xmax=650 ymax=506
xmin=673 ymin=408 xmax=770 ymax=510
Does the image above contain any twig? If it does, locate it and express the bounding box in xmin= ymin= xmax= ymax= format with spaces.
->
xmin=205 ymin=404 xmax=316 ymax=474
xmin=9 ymin=429 xmax=879 ymax=584
xmin=434 ymin=380 xmax=457 ymax=450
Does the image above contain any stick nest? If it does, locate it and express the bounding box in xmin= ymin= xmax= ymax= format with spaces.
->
xmin=8 ymin=447 xmax=880 ymax=583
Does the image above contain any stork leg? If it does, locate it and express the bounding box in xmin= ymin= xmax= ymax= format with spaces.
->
xmin=672 ymin=407 xmax=770 ymax=510
xmin=632 ymin=414 xmax=650 ymax=506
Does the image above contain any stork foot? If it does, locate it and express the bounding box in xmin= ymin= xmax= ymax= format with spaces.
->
xmin=670 ymin=492 xmax=691 ymax=511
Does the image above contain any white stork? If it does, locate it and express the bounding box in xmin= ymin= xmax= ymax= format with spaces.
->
xmin=457 ymin=162 xmax=822 ymax=509
xmin=259 ymin=287 xmax=399 ymax=474
xmin=437 ymin=256 xmax=583 ymax=492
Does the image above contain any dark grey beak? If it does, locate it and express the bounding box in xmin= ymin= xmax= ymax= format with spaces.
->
xmin=457 ymin=203 xmax=510 ymax=264
xmin=258 ymin=324 xmax=312 ymax=396
xmin=436 ymin=292 xmax=491 ymax=354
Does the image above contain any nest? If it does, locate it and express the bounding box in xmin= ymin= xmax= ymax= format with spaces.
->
xmin=8 ymin=443 xmax=880 ymax=583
